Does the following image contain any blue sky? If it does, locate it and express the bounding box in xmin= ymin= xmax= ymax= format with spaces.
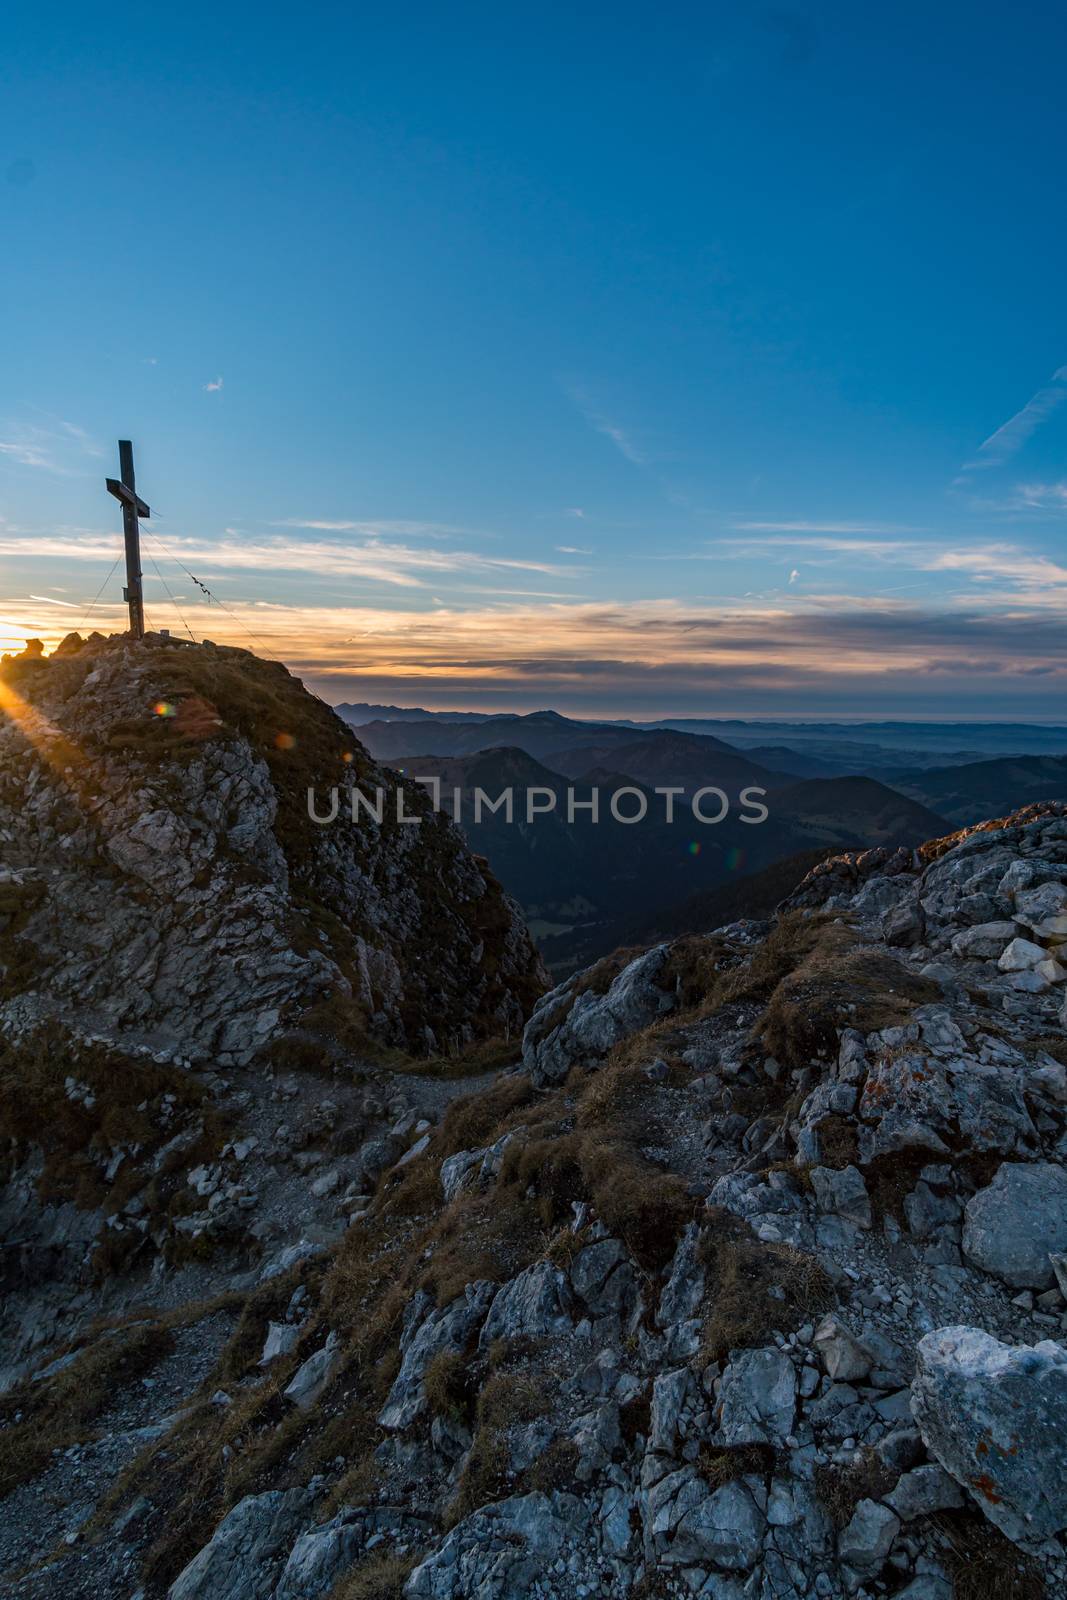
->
xmin=2 ymin=1 xmax=1066 ymax=717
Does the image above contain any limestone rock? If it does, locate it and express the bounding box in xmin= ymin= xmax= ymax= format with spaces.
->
xmin=521 ymin=944 xmax=675 ymax=1085
xmin=813 ymin=1314 xmax=874 ymax=1382
xmin=405 ymin=1492 xmax=588 ymax=1598
xmin=283 ymin=1332 xmax=339 ymax=1410
xmin=479 ymin=1261 xmax=574 ymax=1347
xmin=884 ymin=1464 xmax=965 ymax=1521
xmin=715 ymin=1348 xmax=796 ymax=1445
xmin=912 ymin=1325 xmax=1067 ymax=1545
xmin=379 ymin=1281 xmax=495 ymax=1430
xmin=837 ymin=1498 xmax=899 ymax=1569
xmin=962 ymin=1162 xmax=1067 ymax=1288
xmin=998 ymin=937 xmax=1048 ymax=973
xmin=168 ymin=1487 xmax=315 ymax=1599
xmin=810 ymin=1164 xmax=871 ymax=1229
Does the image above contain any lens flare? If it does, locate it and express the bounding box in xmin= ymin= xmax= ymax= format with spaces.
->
xmin=275 ymin=731 xmax=296 ymax=750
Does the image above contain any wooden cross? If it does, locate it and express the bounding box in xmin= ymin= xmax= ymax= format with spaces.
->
xmin=106 ymin=439 xmax=150 ymax=640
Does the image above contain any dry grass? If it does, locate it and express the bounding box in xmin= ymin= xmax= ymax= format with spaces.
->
xmin=754 ymin=922 xmax=941 ymax=1066
xmin=861 ymin=1148 xmax=937 ymax=1222
xmin=525 ymin=1437 xmax=579 ymax=1493
xmin=443 ymin=1366 xmax=552 ymax=1526
xmin=698 ymin=1207 xmax=835 ymax=1362
xmin=476 ymin=1370 xmax=549 ymax=1431
xmin=1031 ymin=1034 xmax=1067 ymax=1067
xmin=709 ymin=911 xmax=830 ymax=1010
xmin=418 ymin=1187 xmax=543 ymax=1307
xmin=811 ymin=1113 xmax=861 ymax=1170
xmin=933 ymin=1509 xmax=1045 ymax=1600
xmin=0 ymin=1319 xmax=175 ymax=1495
xmin=446 ymin=1428 xmax=510 ymax=1526
xmin=327 ymin=1552 xmax=420 ymax=1600
xmin=814 ymin=1447 xmax=896 ymax=1529
xmin=387 ymin=1034 xmax=523 ymax=1081
xmin=698 ymin=1443 xmax=775 ymax=1489
xmin=422 ymin=1351 xmax=470 ymax=1422
xmin=500 ymin=1119 xmax=693 ymax=1275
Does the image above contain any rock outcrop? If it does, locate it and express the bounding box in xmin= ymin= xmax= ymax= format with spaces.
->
xmin=0 ymin=632 xmax=543 ymax=1064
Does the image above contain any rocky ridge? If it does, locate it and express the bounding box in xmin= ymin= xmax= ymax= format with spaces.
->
xmin=2 ymin=753 xmax=1067 ymax=1598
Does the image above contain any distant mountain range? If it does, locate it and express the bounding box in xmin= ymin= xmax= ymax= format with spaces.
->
xmin=334 ymin=702 xmax=490 ymax=724
xmin=354 ymin=710 xmax=663 ymax=765
xmin=546 ymin=730 xmax=776 ymax=793
xmin=885 ymin=753 xmax=1067 ymax=826
xmin=396 ymin=747 xmax=948 ymax=959
xmin=336 ymin=702 xmax=1067 ymax=769
xmin=336 ymin=700 xmax=1067 ymax=970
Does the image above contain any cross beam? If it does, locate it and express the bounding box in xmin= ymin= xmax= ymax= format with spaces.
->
xmin=106 ymin=439 xmax=150 ymax=639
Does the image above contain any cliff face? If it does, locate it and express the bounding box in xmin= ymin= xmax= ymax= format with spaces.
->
xmin=0 ymin=633 xmax=545 ymax=1064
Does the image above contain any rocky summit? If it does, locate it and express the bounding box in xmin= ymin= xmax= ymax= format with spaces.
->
xmin=0 ymin=633 xmax=543 ymax=1062
xmin=1 ymin=651 xmax=1066 ymax=1600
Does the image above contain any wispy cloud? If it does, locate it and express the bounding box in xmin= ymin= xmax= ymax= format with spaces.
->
xmin=712 ymin=531 xmax=1067 ymax=597
xmin=566 ymin=382 xmax=646 ymax=464
xmin=710 ymin=534 xmax=921 ymax=559
xmin=1015 ymin=480 xmax=1067 ymax=511
xmin=0 ymin=529 xmax=584 ymax=590
xmin=203 ymin=376 xmax=224 ymax=393
xmin=961 ymin=365 xmax=1067 ymax=472
xmin=0 ymin=419 xmax=103 ymax=475
xmin=271 ymin=518 xmax=467 ymax=538
xmin=0 ymin=439 xmax=55 ymax=470
xmin=733 ymin=520 xmax=924 ymax=535
xmin=788 ymin=568 xmax=799 ymax=584
xmin=5 ymin=583 xmax=1065 ymax=715
xmin=556 ymin=545 xmax=593 ymax=555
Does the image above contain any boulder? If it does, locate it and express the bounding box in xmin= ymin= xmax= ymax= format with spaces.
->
xmin=837 ymin=1498 xmax=899 ymax=1570
xmin=962 ymin=1162 xmax=1067 ymax=1289
xmin=283 ymin=1332 xmax=339 ymax=1410
xmin=479 ymin=1261 xmax=574 ymax=1347
xmin=884 ymin=1464 xmax=965 ymax=1521
xmin=522 ymin=944 xmax=675 ymax=1085
xmin=998 ymin=937 xmax=1048 ymax=973
xmin=911 ymin=1325 xmax=1067 ymax=1545
xmin=258 ymin=1321 xmax=301 ymax=1366
xmin=168 ymin=1487 xmax=316 ymax=1600
xmin=1012 ymin=881 xmax=1067 ymax=931
xmin=715 ymin=1348 xmax=796 ymax=1445
xmin=405 ymin=1492 xmax=588 ymax=1598
xmin=810 ymin=1164 xmax=871 ymax=1229
xmin=813 ymin=1314 xmax=874 ymax=1382
xmin=671 ymin=1478 xmax=765 ymax=1570
xmin=949 ymin=921 xmax=1018 ymax=960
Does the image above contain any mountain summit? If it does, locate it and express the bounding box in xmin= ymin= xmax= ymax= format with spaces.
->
xmin=0 ymin=632 xmax=544 ymax=1064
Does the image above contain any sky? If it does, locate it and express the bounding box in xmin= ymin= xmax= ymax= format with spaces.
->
xmin=1 ymin=0 xmax=1066 ymax=719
